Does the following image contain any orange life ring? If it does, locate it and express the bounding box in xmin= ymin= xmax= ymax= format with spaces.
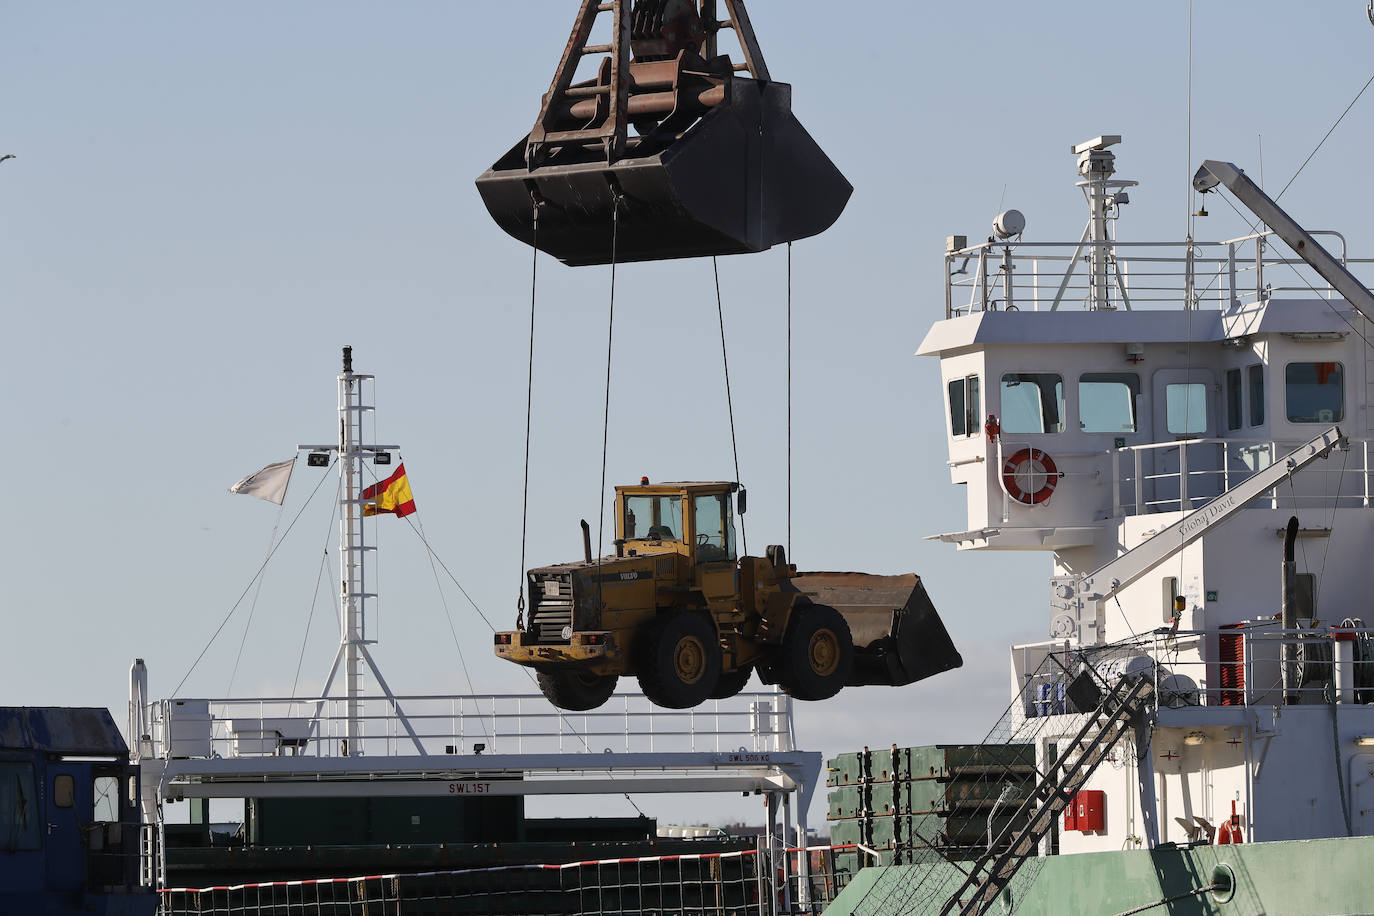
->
xmin=1002 ymin=448 xmax=1060 ymax=505
xmin=1217 ymin=819 xmax=1243 ymax=844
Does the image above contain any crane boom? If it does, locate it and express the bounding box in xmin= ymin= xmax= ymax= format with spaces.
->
xmin=1192 ymin=160 xmax=1374 ymax=322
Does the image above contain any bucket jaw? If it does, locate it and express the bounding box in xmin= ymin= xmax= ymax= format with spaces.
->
xmin=475 ymin=0 xmax=852 ymax=266
xmin=791 ymin=572 xmax=964 ymax=688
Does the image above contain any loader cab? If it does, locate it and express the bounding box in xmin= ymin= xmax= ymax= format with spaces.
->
xmin=616 ymin=481 xmax=738 ymax=567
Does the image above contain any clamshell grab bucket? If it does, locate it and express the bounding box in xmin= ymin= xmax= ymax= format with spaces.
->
xmin=475 ymin=0 xmax=851 ymax=266
xmin=476 ymin=78 xmax=851 ymax=266
xmin=791 ymin=572 xmax=964 ymax=688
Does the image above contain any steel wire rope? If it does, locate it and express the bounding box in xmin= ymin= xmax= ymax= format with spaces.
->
xmin=227 ymin=503 xmax=286 ymax=694
xmin=787 ymin=243 xmax=793 ymax=556
xmin=289 ymin=472 xmax=344 ymax=706
xmin=596 ymin=196 xmax=622 ymax=615
xmin=1111 ymin=882 xmax=1223 ymax=916
xmin=1194 ymin=64 xmax=1374 ymax=308
xmin=1209 ymin=189 xmax=1374 ymax=352
xmin=713 ymin=256 xmax=746 ymax=554
xmin=171 ymin=454 xmax=339 ymax=698
xmin=516 ymin=202 xmax=541 ymax=629
xmin=415 ymin=512 xmax=488 ymax=736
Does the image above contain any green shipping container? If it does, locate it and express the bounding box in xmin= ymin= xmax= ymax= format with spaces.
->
xmin=898 ymin=744 xmax=1035 ymax=780
xmin=827 ymin=784 xmax=871 ymax=820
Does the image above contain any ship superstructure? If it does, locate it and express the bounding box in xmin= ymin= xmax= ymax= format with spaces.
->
xmin=921 ymin=135 xmax=1374 ymax=861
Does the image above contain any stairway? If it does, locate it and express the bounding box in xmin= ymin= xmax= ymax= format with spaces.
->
xmin=938 ymin=672 xmax=1156 ymax=916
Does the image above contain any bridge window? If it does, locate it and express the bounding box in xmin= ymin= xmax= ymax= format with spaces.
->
xmin=1165 ymin=383 xmax=1208 ymax=436
xmin=1226 ymin=369 xmax=1243 ymax=431
xmin=0 ymin=762 xmax=40 ymax=851
xmin=1079 ymin=373 xmax=1139 ymax=433
xmin=1285 ymin=362 xmax=1344 ymax=422
xmin=1248 ymin=364 xmax=1265 ymax=426
xmin=1000 ymin=373 xmax=1064 ymax=434
xmin=947 ymin=375 xmax=980 ymax=437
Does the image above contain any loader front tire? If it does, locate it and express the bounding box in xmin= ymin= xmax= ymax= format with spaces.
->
xmin=536 ymin=670 xmax=618 ymax=711
xmin=777 ymin=604 xmax=854 ymax=701
xmin=638 ymin=612 xmax=722 ymax=709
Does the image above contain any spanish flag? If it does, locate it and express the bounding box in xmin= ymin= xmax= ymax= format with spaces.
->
xmin=362 ymin=463 xmax=416 ymax=517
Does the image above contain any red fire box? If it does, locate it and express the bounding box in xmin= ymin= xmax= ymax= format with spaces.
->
xmin=1063 ymin=800 xmax=1077 ymax=831
xmin=1074 ymin=790 xmax=1106 ymax=831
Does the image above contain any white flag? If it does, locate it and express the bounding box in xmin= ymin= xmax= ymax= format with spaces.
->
xmin=229 ymin=458 xmax=295 ymax=505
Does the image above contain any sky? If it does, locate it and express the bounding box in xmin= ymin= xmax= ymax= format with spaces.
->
xmin=4 ymin=2 xmax=1374 ymax=832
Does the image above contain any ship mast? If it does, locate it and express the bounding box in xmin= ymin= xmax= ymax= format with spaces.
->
xmin=1072 ymin=135 xmax=1138 ymax=311
xmin=299 ymin=346 xmax=424 ymax=756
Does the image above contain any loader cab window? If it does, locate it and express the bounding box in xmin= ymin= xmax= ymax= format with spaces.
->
xmin=623 ymin=494 xmax=683 ymax=542
xmin=1000 ymin=373 xmax=1065 ymax=434
xmin=0 ymin=761 xmax=40 ymax=851
xmin=692 ymin=493 xmax=737 ymax=564
xmin=1285 ymin=362 xmax=1344 ymax=422
xmin=947 ymin=375 xmax=980 ymax=437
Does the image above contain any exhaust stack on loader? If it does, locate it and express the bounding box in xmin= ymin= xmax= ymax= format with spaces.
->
xmin=475 ymin=0 xmax=852 ymax=266
xmin=494 ymin=480 xmax=961 ymax=711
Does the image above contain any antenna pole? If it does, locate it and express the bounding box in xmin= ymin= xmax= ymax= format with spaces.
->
xmin=338 ymin=346 xmax=369 ymax=755
xmin=298 ymin=348 xmax=413 ymax=756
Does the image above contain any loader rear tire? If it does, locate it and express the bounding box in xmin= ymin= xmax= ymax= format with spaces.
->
xmin=536 ymin=670 xmax=619 ymax=711
xmin=637 ymin=612 xmax=722 ymax=709
xmin=777 ymin=604 xmax=854 ymax=701
xmin=708 ymin=665 xmax=754 ymax=700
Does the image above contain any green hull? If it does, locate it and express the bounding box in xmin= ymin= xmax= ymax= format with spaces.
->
xmin=824 ymin=835 xmax=1374 ymax=915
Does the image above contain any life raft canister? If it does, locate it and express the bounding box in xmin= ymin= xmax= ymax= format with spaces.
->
xmin=1002 ymin=447 xmax=1060 ymax=505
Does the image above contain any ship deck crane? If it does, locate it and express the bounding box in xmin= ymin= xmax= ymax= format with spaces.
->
xmin=1066 ymin=426 xmax=1346 ymax=643
xmin=1193 ymin=159 xmax=1374 ymax=322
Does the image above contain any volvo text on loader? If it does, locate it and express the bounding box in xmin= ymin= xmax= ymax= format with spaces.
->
xmin=495 ymin=480 xmax=962 ymax=710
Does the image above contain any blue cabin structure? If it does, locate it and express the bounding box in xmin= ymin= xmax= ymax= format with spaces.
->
xmin=0 ymin=707 xmax=156 ymax=915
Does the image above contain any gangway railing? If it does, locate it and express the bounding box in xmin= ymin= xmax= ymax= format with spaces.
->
xmin=938 ymin=673 xmax=1155 ymax=916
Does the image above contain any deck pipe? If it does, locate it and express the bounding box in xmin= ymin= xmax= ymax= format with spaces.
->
xmin=1282 ymin=516 xmax=1299 ymax=704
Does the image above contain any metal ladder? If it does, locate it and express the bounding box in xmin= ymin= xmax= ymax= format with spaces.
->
xmin=939 ymin=673 xmax=1157 ymax=916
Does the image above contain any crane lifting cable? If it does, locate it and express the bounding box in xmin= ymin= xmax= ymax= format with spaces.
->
xmin=476 ymin=0 xmax=852 ymax=266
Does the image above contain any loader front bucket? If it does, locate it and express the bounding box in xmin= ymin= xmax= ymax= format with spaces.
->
xmin=475 ymin=77 xmax=852 ymax=266
xmin=791 ymin=572 xmax=963 ymax=688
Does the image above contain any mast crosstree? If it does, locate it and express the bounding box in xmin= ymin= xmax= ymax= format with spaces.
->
xmin=298 ymin=346 xmax=424 ymax=756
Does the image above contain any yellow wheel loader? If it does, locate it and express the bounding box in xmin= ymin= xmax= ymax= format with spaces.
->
xmin=495 ymin=480 xmax=962 ymax=710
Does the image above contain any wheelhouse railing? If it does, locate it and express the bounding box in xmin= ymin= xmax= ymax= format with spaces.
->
xmin=142 ymin=691 xmax=794 ymax=761
xmin=1109 ymin=435 xmax=1374 ymax=516
xmin=945 ymin=231 xmax=1372 ymax=317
